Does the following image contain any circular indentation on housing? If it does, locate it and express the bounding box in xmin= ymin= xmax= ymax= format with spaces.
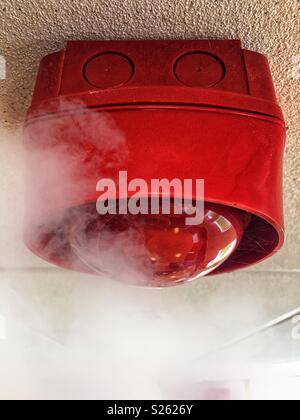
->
xmin=84 ymin=53 xmax=134 ymax=89
xmin=174 ymin=52 xmax=225 ymax=88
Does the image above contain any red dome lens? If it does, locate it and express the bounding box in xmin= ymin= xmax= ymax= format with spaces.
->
xmin=69 ymin=202 xmax=246 ymax=287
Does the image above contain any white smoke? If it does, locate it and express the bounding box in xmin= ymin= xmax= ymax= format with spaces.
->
xmin=0 ymin=120 xmax=299 ymax=400
xmin=24 ymin=99 xmax=127 ymax=223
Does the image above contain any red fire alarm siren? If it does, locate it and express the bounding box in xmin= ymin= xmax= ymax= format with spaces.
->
xmin=24 ymin=40 xmax=286 ymax=287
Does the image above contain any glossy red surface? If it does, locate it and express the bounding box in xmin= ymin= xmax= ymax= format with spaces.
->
xmin=67 ymin=202 xmax=246 ymax=286
xmin=24 ymin=40 xmax=286 ymax=281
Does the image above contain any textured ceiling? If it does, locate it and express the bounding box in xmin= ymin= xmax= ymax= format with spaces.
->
xmin=0 ymin=0 xmax=299 ymax=273
xmin=0 ymin=1 xmax=299 ymax=396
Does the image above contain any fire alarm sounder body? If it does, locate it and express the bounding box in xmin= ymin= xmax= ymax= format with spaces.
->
xmin=24 ymin=40 xmax=286 ymax=287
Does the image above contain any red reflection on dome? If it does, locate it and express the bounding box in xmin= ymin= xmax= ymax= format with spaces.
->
xmin=70 ymin=202 xmax=246 ymax=287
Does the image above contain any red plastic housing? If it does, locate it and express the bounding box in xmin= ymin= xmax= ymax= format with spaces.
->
xmin=24 ymin=40 xmax=286 ymax=277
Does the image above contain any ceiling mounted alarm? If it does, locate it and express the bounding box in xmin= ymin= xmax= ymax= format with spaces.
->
xmin=24 ymin=40 xmax=286 ymax=287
